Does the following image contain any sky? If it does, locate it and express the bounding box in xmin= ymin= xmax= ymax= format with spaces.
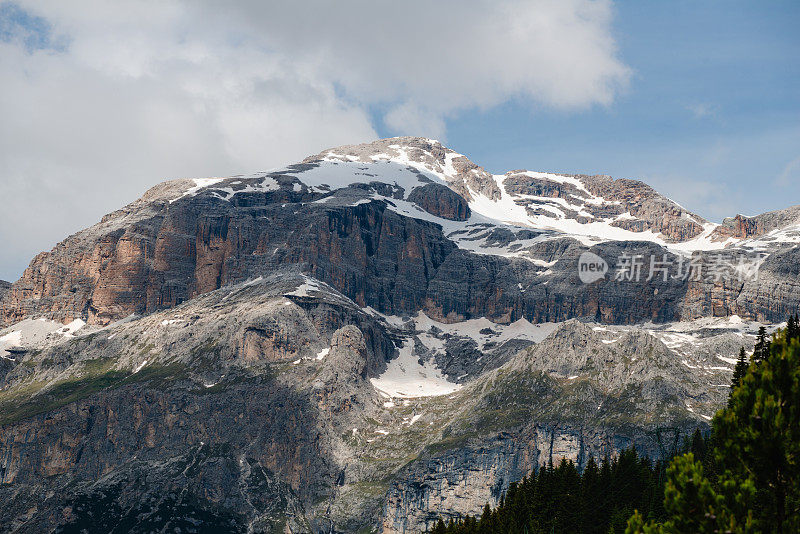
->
xmin=0 ymin=1 xmax=798 ymax=282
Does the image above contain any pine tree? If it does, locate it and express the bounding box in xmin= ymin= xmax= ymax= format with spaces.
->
xmin=598 ymin=455 xmax=613 ymax=530
xmin=628 ymin=324 xmax=800 ymax=533
xmin=795 ymin=314 xmax=800 ymax=341
xmin=580 ymin=457 xmax=604 ymax=534
xmin=688 ymin=428 xmax=706 ymax=463
xmin=431 ymin=518 xmax=446 ymax=534
xmin=554 ymin=458 xmax=581 ymax=533
xmin=753 ymin=326 xmax=770 ymax=364
xmin=788 ymin=315 xmax=796 ymax=342
xmin=625 ymin=453 xmax=735 ymax=534
xmin=729 ymin=346 xmax=749 ymax=406
xmin=715 ymin=327 xmax=800 ymax=533
xmin=479 ymin=503 xmax=492 ymax=533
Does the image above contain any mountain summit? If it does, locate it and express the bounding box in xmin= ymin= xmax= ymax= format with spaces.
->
xmin=0 ymin=137 xmax=798 ymax=532
xmin=2 ymin=137 xmax=797 ymax=328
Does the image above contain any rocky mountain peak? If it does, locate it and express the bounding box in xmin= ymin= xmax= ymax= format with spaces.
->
xmin=711 ymin=204 xmax=800 ymax=240
xmin=3 ymin=136 xmax=799 ymax=331
xmin=497 ymin=170 xmax=711 ymax=243
xmin=301 ymin=137 xmax=714 ymax=244
xmin=304 ymin=136 xmax=502 ymax=202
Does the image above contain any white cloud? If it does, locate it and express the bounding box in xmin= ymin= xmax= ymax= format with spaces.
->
xmin=0 ymin=0 xmax=629 ymax=281
xmin=384 ymin=103 xmax=447 ymax=141
xmin=193 ymin=0 xmax=630 ymax=134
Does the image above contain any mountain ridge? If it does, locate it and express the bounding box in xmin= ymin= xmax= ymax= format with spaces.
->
xmin=0 ymin=134 xmax=795 ymax=530
xmin=2 ymin=136 xmax=798 ymax=330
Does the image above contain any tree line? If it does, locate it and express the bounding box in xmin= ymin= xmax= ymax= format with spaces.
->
xmin=432 ymin=315 xmax=800 ymax=533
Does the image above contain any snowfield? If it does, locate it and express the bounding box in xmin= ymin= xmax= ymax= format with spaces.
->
xmin=370 ymin=339 xmax=461 ymax=398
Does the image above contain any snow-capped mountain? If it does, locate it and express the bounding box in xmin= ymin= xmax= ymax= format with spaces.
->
xmin=0 ymin=137 xmax=797 ymax=532
xmin=166 ymin=136 xmax=797 ymax=259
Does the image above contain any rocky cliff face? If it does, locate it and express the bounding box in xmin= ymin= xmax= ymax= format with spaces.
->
xmin=377 ymin=316 xmax=733 ymax=532
xmin=407 ymin=183 xmax=471 ymax=221
xmin=381 ymin=425 xmax=651 ymax=533
xmin=0 ymin=137 xmax=795 ymax=532
xmin=501 ymin=171 xmax=708 ymax=242
xmin=711 ymin=205 xmax=800 ymax=240
xmin=0 ymin=277 xmax=739 ymax=532
xmin=3 ymin=137 xmax=798 ymax=330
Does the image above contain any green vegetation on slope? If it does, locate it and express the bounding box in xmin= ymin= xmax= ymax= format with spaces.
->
xmin=0 ymin=359 xmax=189 ymax=426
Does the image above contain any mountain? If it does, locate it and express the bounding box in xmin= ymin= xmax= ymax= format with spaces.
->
xmin=0 ymin=137 xmax=797 ymax=533
xmin=3 ymin=137 xmax=798 ymax=329
xmin=711 ymin=204 xmax=800 ymax=240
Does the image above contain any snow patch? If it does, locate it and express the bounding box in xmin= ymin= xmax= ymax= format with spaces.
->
xmin=413 ymin=312 xmax=558 ymax=351
xmin=370 ymin=339 xmax=461 ymax=398
xmin=0 ymin=331 xmax=22 ymax=345
xmin=1 ymin=316 xmax=90 ymax=357
xmin=402 ymin=414 xmax=423 ymax=426
xmin=285 ymin=276 xmax=322 ymax=297
xmin=171 ymin=178 xmax=225 ymax=203
xmin=287 ymin=160 xmax=442 ymax=198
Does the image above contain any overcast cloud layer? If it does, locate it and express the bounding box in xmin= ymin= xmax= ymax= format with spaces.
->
xmin=0 ymin=0 xmax=629 ymax=282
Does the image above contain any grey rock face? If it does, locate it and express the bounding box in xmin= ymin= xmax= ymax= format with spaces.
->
xmin=408 ymin=183 xmax=471 ymax=221
xmin=0 ymin=188 xmax=457 ymax=326
xmin=49 ymin=445 xmax=302 ymax=534
xmin=501 ymin=171 xmax=708 ymax=242
xmin=678 ymin=245 xmax=800 ymax=321
xmin=0 ymin=275 xmax=738 ymax=533
xmin=711 ymin=204 xmax=800 ymax=240
xmin=727 ymin=246 xmax=800 ymax=321
xmin=508 ymin=320 xmax=720 ymax=403
xmin=381 ymin=424 xmax=659 ymax=533
xmin=381 ymin=435 xmax=531 ymax=532
xmin=2 ymin=136 xmax=798 ymax=330
xmin=0 ymin=188 xmax=703 ymax=332
xmin=374 ymin=318 xmax=732 ymax=532
xmin=379 ymin=326 xmax=723 ymax=531
xmin=0 ymin=277 xmax=394 ymax=532
xmin=422 ymin=240 xmax=694 ymax=325
xmin=317 ymin=325 xmax=369 ymax=383
xmin=0 ymin=379 xmax=330 ymax=529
